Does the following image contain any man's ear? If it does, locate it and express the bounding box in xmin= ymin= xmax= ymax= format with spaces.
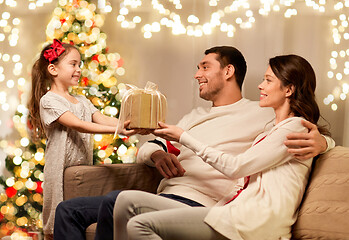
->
xmin=285 ymin=85 xmax=295 ymax=98
xmin=47 ymin=64 xmax=58 ymax=76
xmin=225 ymin=64 xmax=235 ymax=79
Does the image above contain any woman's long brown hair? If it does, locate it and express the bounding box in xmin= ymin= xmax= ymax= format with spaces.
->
xmin=269 ymin=54 xmax=330 ymax=136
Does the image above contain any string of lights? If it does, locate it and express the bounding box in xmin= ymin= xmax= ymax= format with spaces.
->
xmin=0 ymin=0 xmax=348 ymax=238
xmin=323 ymin=2 xmax=349 ymax=111
xmin=0 ymin=1 xmax=347 ymax=138
xmin=112 ymin=0 xmax=349 ymax=111
xmin=115 ymin=0 xmax=339 ymax=38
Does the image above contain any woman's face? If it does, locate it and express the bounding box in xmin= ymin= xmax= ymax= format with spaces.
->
xmin=258 ymin=66 xmax=291 ymax=110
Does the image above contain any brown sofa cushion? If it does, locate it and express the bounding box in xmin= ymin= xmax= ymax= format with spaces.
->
xmin=292 ymin=146 xmax=349 ymax=239
xmin=63 ymin=163 xmax=163 ymax=200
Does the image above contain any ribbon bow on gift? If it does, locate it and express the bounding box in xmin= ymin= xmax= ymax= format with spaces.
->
xmin=44 ymin=39 xmax=66 ymax=62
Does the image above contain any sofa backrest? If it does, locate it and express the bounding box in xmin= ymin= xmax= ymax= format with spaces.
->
xmin=292 ymin=146 xmax=349 ymax=239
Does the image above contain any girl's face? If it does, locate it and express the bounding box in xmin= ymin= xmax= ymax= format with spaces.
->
xmin=258 ymin=66 xmax=292 ymax=110
xmin=53 ymin=48 xmax=81 ymax=88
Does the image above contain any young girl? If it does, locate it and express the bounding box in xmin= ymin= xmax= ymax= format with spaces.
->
xmin=114 ymin=54 xmax=330 ymax=240
xmin=27 ymin=39 xmax=135 ymax=238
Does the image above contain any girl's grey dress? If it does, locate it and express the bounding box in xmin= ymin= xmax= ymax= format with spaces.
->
xmin=39 ymin=91 xmax=98 ymax=235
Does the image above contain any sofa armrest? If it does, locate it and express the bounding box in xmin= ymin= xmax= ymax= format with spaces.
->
xmin=63 ymin=163 xmax=163 ymax=200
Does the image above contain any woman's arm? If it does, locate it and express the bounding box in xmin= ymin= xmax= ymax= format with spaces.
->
xmin=180 ymin=125 xmax=303 ymax=179
xmin=154 ymin=119 xmax=308 ymax=179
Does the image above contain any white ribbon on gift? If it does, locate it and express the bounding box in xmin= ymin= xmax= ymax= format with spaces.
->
xmin=115 ymin=81 xmax=167 ymax=138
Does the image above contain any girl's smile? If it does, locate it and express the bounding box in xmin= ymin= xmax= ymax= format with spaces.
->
xmin=52 ymin=48 xmax=82 ymax=89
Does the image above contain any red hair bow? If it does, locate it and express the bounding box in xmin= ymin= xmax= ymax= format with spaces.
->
xmin=44 ymin=39 xmax=65 ymax=62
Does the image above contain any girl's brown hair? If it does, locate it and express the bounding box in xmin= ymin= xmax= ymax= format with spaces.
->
xmin=27 ymin=42 xmax=78 ymax=142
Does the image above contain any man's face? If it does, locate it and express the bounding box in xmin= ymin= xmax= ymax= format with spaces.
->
xmin=195 ymin=53 xmax=226 ymax=102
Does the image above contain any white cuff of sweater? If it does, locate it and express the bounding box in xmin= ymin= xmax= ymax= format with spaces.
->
xmin=322 ymin=135 xmax=336 ymax=154
xmin=136 ymin=143 xmax=164 ymax=167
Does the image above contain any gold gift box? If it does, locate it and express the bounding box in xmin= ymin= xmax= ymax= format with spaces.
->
xmin=117 ymin=82 xmax=167 ymax=131
xmin=124 ymin=91 xmax=167 ymax=129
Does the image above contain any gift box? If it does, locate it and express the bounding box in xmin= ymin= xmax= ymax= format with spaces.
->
xmin=117 ymin=82 xmax=167 ymax=133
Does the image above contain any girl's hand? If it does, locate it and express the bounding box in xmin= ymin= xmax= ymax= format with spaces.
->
xmin=118 ymin=120 xmax=137 ymax=136
xmin=152 ymin=122 xmax=184 ymax=142
xmin=119 ymin=120 xmax=152 ymax=136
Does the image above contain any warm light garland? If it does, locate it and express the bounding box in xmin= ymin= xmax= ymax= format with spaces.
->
xmin=1 ymin=0 xmax=53 ymax=9
xmin=114 ymin=0 xmax=338 ymax=38
xmin=0 ymin=0 xmax=347 ymax=134
xmin=0 ymin=3 xmax=347 ymax=179
xmin=0 ymin=4 xmax=33 ymax=206
xmin=323 ymin=2 xmax=349 ymax=111
xmin=0 ymin=10 xmax=22 ymax=125
xmin=28 ymin=0 xmax=53 ymax=10
xmin=109 ymin=0 xmax=349 ymax=111
xmin=0 ymin=0 xmax=348 ymax=237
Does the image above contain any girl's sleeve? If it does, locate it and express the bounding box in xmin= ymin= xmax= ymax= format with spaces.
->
xmin=40 ymin=95 xmax=70 ymax=127
xmin=77 ymin=95 xmax=98 ymax=114
xmin=85 ymin=97 xmax=98 ymax=114
xmin=179 ymin=118 xmax=307 ymax=179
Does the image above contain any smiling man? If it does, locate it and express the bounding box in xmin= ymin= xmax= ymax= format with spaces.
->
xmin=197 ymin=47 xmax=245 ymax=105
xmin=54 ymin=46 xmax=334 ymax=240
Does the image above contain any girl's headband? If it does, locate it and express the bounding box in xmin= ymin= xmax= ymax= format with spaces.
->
xmin=43 ymin=39 xmax=65 ymax=63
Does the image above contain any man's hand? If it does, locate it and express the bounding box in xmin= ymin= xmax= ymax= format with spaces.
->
xmin=284 ymin=120 xmax=327 ymax=160
xmin=150 ymin=150 xmax=185 ymax=179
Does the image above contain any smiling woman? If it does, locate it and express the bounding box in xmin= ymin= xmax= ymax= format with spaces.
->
xmin=266 ymin=54 xmax=329 ymax=135
xmin=258 ymin=65 xmax=293 ymax=120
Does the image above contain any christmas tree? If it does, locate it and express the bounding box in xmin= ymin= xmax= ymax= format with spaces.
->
xmin=0 ymin=0 xmax=138 ymax=237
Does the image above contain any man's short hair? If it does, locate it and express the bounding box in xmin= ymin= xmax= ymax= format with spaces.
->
xmin=205 ymin=46 xmax=247 ymax=90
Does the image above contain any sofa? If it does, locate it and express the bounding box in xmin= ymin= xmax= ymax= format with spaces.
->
xmin=63 ymin=146 xmax=349 ymax=240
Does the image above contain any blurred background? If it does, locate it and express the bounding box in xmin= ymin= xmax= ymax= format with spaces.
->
xmin=0 ymin=0 xmax=348 ymax=236
xmin=1 ymin=0 xmax=348 ymax=173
